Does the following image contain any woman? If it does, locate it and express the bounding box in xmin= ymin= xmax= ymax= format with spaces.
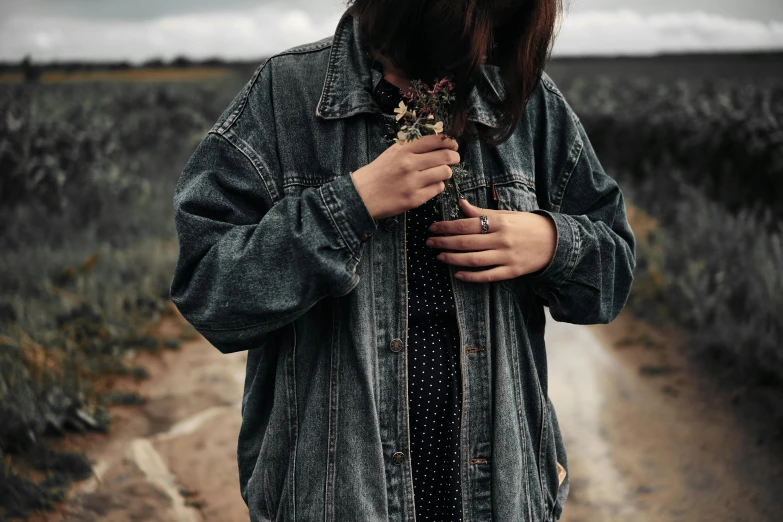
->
xmin=170 ymin=1 xmax=636 ymax=521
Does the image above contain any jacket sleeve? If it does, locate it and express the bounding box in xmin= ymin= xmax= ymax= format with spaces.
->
xmin=523 ymin=119 xmax=636 ymax=324
xmin=169 ymin=73 xmax=378 ymax=353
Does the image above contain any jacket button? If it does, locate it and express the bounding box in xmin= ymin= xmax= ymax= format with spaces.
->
xmin=392 ymin=451 xmax=405 ymax=464
xmin=390 ymin=338 xmax=403 ymax=353
xmin=384 ymin=218 xmax=398 ymax=232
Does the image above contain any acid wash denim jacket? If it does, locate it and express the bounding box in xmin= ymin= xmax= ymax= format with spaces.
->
xmin=170 ymin=9 xmax=636 ymax=522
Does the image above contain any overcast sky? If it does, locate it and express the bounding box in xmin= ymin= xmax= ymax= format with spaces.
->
xmin=1 ymin=0 xmax=782 ymax=62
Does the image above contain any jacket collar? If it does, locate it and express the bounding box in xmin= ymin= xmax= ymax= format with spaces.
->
xmin=315 ymin=9 xmax=506 ymax=129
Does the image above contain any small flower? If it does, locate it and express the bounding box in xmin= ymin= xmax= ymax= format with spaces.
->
xmin=397 ymin=130 xmax=408 ymax=141
xmin=393 ymin=100 xmax=407 ymax=121
xmin=427 ymin=114 xmax=434 ymax=120
xmin=424 ymin=121 xmax=444 ymax=134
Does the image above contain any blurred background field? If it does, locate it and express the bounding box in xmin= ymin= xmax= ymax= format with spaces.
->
xmin=1 ymin=28 xmax=782 ymax=522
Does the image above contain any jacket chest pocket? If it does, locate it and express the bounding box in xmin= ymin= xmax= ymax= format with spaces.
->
xmin=450 ymin=166 xmax=539 ymax=213
xmin=483 ymin=133 xmax=540 ymax=212
xmin=491 ymin=178 xmax=540 ymax=212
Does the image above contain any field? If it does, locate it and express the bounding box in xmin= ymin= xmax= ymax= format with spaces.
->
xmin=1 ymin=53 xmax=782 ymax=518
xmin=548 ymin=53 xmax=783 ymax=385
xmin=0 ymin=71 xmax=245 ymax=518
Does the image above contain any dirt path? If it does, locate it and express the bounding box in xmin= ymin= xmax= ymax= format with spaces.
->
xmin=35 ymin=306 xmax=783 ymax=521
xmin=555 ymin=310 xmax=783 ymax=522
xmin=34 ymin=310 xmax=250 ymax=522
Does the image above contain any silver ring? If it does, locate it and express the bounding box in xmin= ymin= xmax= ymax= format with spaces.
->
xmin=480 ymin=215 xmax=489 ymax=234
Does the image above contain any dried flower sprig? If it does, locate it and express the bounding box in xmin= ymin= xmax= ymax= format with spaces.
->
xmin=385 ymin=76 xmax=469 ymax=218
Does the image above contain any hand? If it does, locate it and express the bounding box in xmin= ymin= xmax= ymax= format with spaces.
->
xmin=351 ymin=133 xmax=460 ymax=220
xmin=425 ymin=197 xmax=557 ymax=283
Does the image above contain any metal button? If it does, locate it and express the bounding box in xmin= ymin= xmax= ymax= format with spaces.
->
xmin=392 ymin=451 xmax=405 ymax=464
xmin=384 ymin=218 xmax=398 ymax=232
xmin=390 ymin=338 xmax=403 ymax=353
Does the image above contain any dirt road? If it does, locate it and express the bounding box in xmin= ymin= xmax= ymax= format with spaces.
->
xmin=38 ymin=307 xmax=783 ymax=521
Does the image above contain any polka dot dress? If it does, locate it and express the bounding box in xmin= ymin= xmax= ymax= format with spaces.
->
xmin=373 ymin=67 xmax=464 ymax=522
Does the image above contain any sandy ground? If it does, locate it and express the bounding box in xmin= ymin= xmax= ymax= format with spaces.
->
xmin=33 ymin=305 xmax=783 ymax=522
xmin=556 ymin=312 xmax=783 ymax=522
xmin=33 ymin=309 xmax=250 ymax=522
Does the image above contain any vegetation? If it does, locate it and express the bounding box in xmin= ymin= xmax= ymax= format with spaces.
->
xmin=0 ymin=74 xmax=241 ymax=519
xmin=549 ymin=59 xmax=783 ymax=387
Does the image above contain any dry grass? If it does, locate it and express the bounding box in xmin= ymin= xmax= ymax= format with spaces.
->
xmin=0 ymin=67 xmax=233 ymax=84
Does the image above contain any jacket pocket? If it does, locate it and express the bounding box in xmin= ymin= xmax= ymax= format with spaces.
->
xmin=548 ymin=401 xmax=570 ymax=521
xmin=538 ymin=394 xmax=560 ymax=512
xmin=244 ymin=328 xmax=296 ymax=522
xmin=538 ymin=397 xmax=567 ymax=519
xmin=491 ymin=178 xmax=540 ymax=212
xmin=264 ymin=468 xmax=279 ymax=520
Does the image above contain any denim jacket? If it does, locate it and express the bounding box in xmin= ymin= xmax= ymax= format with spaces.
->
xmin=170 ymin=9 xmax=636 ymax=522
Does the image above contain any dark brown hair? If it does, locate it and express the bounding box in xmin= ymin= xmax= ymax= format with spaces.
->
xmin=345 ymin=0 xmax=563 ymax=147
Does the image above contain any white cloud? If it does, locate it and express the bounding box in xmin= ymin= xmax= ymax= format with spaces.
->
xmin=0 ymin=7 xmax=782 ymax=63
xmin=553 ymin=9 xmax=783 ymax=55
xmin=0 ymin=5 xmax=342 ymax=62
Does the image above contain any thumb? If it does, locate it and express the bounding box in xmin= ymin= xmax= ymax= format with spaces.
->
xmin=459 ymin=196 xmax=494 ymax=217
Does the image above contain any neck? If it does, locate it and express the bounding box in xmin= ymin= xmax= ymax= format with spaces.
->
xmin=371 ymin=51 xmax=410 ymax=90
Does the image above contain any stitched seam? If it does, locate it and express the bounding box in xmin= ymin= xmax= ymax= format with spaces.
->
xmin=191 ymin=304 xmax=309 ymax=332
xmin=216 ymin=41 xmax=333 ymax=134
xmin=319 ymin=183 xmax=356 ymax=258
xmin=538 ymin=211 xmax=560 ymax=278
xmin=284 ymin=176 xmax=340 ymax=187
xmin=209 ymin=131 xmax=277 ymax=204
xmin=490 ymin=177 xmax=536 ymax=191
xmin=290 ymin=322 xmax=298 ymax=521
xmin=552 ymin=135 xmax=584 ymax=213
xmin=505 ymin=290 xmax=533 ymax=519
xmin=539 ymin=73 xmax=560 ymax=97
xmin=214 ymin=58 xmax=270 ymax=134
xmin=273 ymin=39 xmax=332 ymax=56
xmin=323 ymin=304 xmax=340 ymax=522
xmin=559 ymin=217 xmax=582 ymax=287
xmin=316 ymin=13 xmax=349 ymax=116
xmin=264 ymin=470 xmax=275 ymax=519
xmin=540 ymin=72 xmax=581 ymax=126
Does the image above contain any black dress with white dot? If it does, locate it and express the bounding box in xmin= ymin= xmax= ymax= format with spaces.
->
xmin=372 ymin=69 xmax=465 ymax=522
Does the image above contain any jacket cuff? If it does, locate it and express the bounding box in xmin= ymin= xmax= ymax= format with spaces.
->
xmin=524 ymin=209 xmax=580 ymax=287
xmin=318 ymin=171 xmax=379 ymax=259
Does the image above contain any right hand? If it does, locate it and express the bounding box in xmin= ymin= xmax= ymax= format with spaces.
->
xmin=351 ymin=133 xmax=460 ymax=220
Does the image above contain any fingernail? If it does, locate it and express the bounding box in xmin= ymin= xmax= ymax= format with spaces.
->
xmin=425 ymin=238 xmax=435 ymax=247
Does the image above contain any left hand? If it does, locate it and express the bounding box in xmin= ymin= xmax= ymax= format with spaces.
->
xmin=425 ymin=197 xmax=557 ymax=283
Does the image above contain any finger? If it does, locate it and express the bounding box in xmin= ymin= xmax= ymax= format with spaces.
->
xmin=426 ymin=231 xmax=501 ymax=251
xmin=419 ymin=164 xmax=453 ymax=187
xmin=413 ymin=148 xmax=461 ymax=172
xmin=429 ymin=216 xmax=488 ymax=235
xmin=420 ymin=179 xmax=447 ymax=201
xmin=458 ymin=196 xmax=516 ymax=216
xmin=404 ymin=133 xmax=458 ymax=153
xmin=454 ymin=265 xmax=517 ymax=283
xmin=437 ymin=249 xmax=507 ymax=268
